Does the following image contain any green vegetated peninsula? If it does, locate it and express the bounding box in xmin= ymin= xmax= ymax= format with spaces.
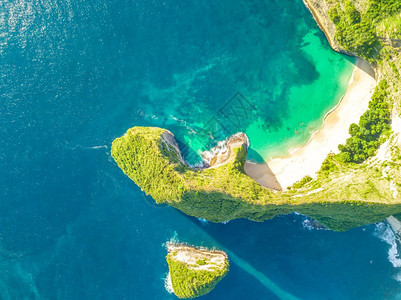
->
xmin=166 ymin=243 xmax=229 ymax=299
xmin=111 ymin=0 xmax=401 ymax=231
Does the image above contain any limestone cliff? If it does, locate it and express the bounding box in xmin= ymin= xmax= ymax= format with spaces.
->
xmin=303 ymin=0 xmax=352 ymax=55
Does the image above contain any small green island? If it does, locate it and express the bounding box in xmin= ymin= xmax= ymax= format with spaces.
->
xmin=165 ymin=243 xmax=229 ymax=299
xmin=111 ymin=0 xmax=401 ymax=231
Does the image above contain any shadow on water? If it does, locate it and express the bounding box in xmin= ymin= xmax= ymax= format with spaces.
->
xmin=174 ymin=137 xmax=204 ymax=165
xmin=344 ymin=55 xmax=376 ymax=79
xmin=246 ymin=147 xmax=265 ymax=163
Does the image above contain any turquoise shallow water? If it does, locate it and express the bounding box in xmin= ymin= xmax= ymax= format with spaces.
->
xmin=119 ymin=1 xmax=355 ymax=163
xmin=1 ymin=0 xmax=401 ymax=299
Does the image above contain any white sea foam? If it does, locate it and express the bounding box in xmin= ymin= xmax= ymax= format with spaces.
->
xmin=164 ymin=272 xmax=174 ymax=294
xmin=301 ymin=219 xmax=315 ymax=231
xmin=394 ymin=272 xmax=401 ymax=283
xmin=137 ymin=109 xmax=160 ymax=121
xmin=67 ymin=145 xmax=108 ymax=151
xmin=301 ymin=217 xmax=327 ymax=231
xmin=169 ymin=115 xmax=198 ymax=135
xmin=166 ymin=232 xmax=180 ymax=247
xmin=198 ymin=218 xmax=209 ymax=225
xmin=201 ymin=140 xmax=227 ymax=164
xmin=89 ymin=145 xmax=107 ymax=149
xmin=374 ymin=222 xmax=401 ymax=268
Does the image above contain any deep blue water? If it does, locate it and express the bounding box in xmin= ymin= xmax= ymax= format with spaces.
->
xmin=1 ymin=0 xmax=401 ymax=299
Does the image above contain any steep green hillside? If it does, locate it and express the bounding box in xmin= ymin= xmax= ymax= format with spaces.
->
xmin=111 ymin=127 xmax=401 ymax=231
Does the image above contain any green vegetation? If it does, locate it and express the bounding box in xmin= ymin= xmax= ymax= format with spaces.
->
xmin=292 ymin=176 xmax=313 ymax=189
xmin=111 ymin=127 xmax=401 ymax=231
xmin=166 ymin=247 xmax=229 ymax=299
xmin=365 ymin=0 xmax=401 ymax=23
xmin=337 ymin=79 xmax=391 ymax=163
xmin=320 ymin=0 xmax=401 ymax=178
xmin=110 ymin=128 xmax=188 ymax=203
xmin=327 ymin=0 xmax=401 ymax=62
xmin=318 ymin=154 xmax=339 ymax=177
xmin=196 ymin=259 xmax=206 ymax=266
xmin=375 ymin=13 xmax=401 ymax=40
xmin=327 ymin=0 xmax=380 ymax=61
xmin=110 ymin=1 xmax=401 ymax=232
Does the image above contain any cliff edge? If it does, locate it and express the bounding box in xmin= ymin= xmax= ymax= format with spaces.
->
xmin=303 ymin=0 xmax=352 ymax=55
xmin=111 ymin=127 xmax=401 ymax=231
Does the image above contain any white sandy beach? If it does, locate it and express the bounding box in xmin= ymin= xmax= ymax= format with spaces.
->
xmin=245 ymin=59 xmax=377 ymax=190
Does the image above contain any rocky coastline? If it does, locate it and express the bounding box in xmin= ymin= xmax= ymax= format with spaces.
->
xmin=303 ymin=0 xmax=357 ymax=57
xmin=202 ymin=133 xmax=249 ymax=168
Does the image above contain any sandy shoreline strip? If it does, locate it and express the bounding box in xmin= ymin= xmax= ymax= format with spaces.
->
xmin=245 ymin=59 xmax=377 ymax=190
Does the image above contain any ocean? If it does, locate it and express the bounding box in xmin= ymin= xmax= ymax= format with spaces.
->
xmin=1 ymin=0 xmax=401 ymax=299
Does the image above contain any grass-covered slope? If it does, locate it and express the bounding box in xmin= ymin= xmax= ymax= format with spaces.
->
xmin=326 ymin=0 xmax=401 ymax=62
xmin=111 ymin=127 xmax=401 ymax=231
xmin=166 ymin=244 xmax=229 ymax=299
xmin=111 ymin=128 xmax=187 ymax=203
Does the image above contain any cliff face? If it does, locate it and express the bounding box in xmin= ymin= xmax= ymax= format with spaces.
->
xmin=304 ymin=0 xmax=400 ymax=67
xmin=303 ymin=0 xmax=351 ymax=54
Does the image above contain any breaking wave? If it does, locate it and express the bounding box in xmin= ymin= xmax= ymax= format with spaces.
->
xmin=164 ymin=272 xmax=174 ymax=294
xmin=374 ymin=222 xmax=401 ymax=268
xmin=301 ymin=216 xmax=328 ymax=231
